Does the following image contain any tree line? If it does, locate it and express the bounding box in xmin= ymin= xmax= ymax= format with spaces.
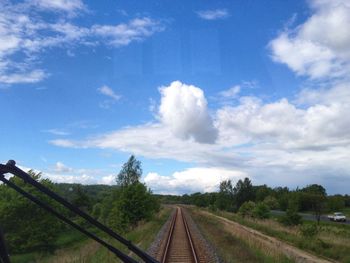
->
xmin=160 ymin=178 xmax=350 ymax=225
xmin=0 ymin=155 xmax=159 ymax=254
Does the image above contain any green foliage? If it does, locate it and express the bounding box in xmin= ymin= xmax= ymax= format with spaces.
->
xmin=91 ymin=203 xmax=102 ymax=220
xmin=279 ymin=202 xmax=303 ymax=226
xmin=299 ymin=185 xmax=327 ymax=224
xmin=263 ymin=196 xmax=279 ymax=210
xmin=302 ymin=184 xmax=326 ymax=196
xmin=108 ymin=182 xmax=160 ymax=232
xmin=252 ymin=203 xmax=270 ymax=219
xmin=0 ymin=170 xmax=62 ymax=253
xmin=106 ymin=156 xmax=160 ymax=233
xmin=254 ymin=184 xmax=273 ymax=202
xmin=274 ymin=187 xmax=290 ymax=211
xmin=216 ymin=180 xmax=235 ymax=211
xmin=238 ymin=201 xmax=256 ymax=218
xmin=71 ymin=185 xmax=91 ymax=211
xmin=234 ymin=178 xmax=255 ymax=209
xmin=327 ymin=195 xmax=345 ymax=211
xmin=300 ymin=223 xmax=319 ymax=238
xmin=117 ymin=155 xmax=142 ymax=187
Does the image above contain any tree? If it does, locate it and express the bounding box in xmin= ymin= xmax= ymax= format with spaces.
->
xmin=327 ymin=195 xmax=345 ymax=211
xmin=215 ymin=180 xmax=235 ymax=211
xmin=300 ymin=184 xmax=327 ymax=224
xmin=108 ymin=156 xmax=160 ymax=232
xmin=117 ymin=155 xmax=142 ymax=187
xmin=238 ymin=201 xmax=256 ymax=218
xmin=108 ymin=183 xmax=159 ymax=232
xmin=254 ymin=185 xmax=272 ymax=202
xmin=234 ymin=178 xmax=254 ymax=209
xmin=0 ymin=170 xmax=62 ymax=253
xmin=274 ymin=187 xmax=290 ymax=211
xmin=71 ymin=185 xmax=91 ymax=211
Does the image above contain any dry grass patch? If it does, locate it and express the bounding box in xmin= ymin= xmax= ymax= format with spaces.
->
xmin=189 ymin=207 xmax=294 ymax=263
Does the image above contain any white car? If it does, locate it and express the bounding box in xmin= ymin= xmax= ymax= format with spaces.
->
xmin=328 ymin=212 xmax=347 ymax=222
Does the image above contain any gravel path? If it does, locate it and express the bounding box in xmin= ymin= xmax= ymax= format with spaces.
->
xmin=200 ymin=210 xmax=336 ymax=263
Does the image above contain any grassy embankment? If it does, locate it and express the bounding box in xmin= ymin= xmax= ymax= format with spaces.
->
xmin=11 ymin=206 xmax=172 ymax=263
xmin=187 ymin=207 xmax=294 ymax=263
xmin=210 ymin=208 xmax=350 ymax=263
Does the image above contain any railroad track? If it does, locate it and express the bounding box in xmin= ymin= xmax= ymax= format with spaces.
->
xmin=160 ymin=207 xmax=199 ymax=263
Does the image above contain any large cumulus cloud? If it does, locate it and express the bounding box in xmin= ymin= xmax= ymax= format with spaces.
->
xmin=159 ymin=81 xmax=217 ymax=144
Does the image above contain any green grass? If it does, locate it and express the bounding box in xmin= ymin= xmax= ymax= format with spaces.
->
xmin=212 ymin=209 xmax=350 ymax=263
xmin=10 ymin=206 xmax=172 ymax=263
xmin=21 ymin=206 xmax=173 ymax=263
xmin=10 ymin=230 xmax=88 ymax=263
xmin=87 ymin=206 xmax=172 ymax=262
xmin=188 ymin=207 xmax=294 ymax=263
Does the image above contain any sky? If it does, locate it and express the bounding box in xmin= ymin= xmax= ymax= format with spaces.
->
xmin=1 ymin=0 xmax=350 ymax=195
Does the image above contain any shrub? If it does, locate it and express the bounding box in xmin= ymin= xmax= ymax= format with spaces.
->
xmin=0 ymin=171 xmax=62 ymax=253
xmin=300 ymin=223 xmax=319 ymax=238
xmin=252 ymin=203 xmax=270 ymax=219
xmin=263 ymin=196 xmax=279 ymax=209
xmin=238 ymin=201 xmax=256 ymax=218
xmin=279 ymin=207 xmax=303 ymax=226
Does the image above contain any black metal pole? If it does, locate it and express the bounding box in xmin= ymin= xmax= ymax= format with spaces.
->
xmin=0 ymin=175 xmax=137 ymax=263
xmin=0 ymin=227 xmax=10 ymax=263
xmin=0 ymin=161 xmax=158 ymax=263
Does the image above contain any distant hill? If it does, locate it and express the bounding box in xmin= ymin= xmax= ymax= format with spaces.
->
xmin=54 ymin=183 xmax=117 ymax=203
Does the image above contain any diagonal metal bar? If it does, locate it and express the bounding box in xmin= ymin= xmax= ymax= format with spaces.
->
xmin=0 ymin=160 xmax=159 ymax=263
xmin=0 ymin=174 xmax=137 ymax=263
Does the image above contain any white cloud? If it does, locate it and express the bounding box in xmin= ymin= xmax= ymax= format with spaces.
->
xmin=32 ymin=0 xmax=86 ymax=15
xmin=50 ymin=79 xmax=350 ymax=194
xmin=54 ymin=161 xmax=73 ymax=173
xmin=46 ymin=172 xmax=95 ymax=184
xmin=0 ymin=1 xmax=165 ymax=84
xmin=100 ymin=174 xmax=115 ymax=185
xmin=219 ymin=85 xmax=241 ymax=99
xmin=92 ymin=18 xmax=165 ymax=46
xmin=13 ymin=163 xmax=98 ymax=185
xmin=43 ymin=129 xmax=70 ymax=136
xmin=269 ymin=0 xmax=350 ymax=79
xmin=46 ymin=162 xmax=116 ymax=184
xmin=159 ymin=81 xmax=217 ymax=143
xmin=97 ymin=85 xmax=121 ymax=101
xmin=144 ymin=167 xmax=246 ymax=195
xmin=0 ymin=69 xmax=46 ymax=84
xmin=196 ymin=9 xmax=229 ymax=20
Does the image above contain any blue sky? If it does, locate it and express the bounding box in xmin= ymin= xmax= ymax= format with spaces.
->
xmin=1 ymin=0 xmax=350 ymax=194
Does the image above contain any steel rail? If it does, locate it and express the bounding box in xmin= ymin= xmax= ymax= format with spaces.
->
xmin=160 ymin=209 xmax=177 ymax=263
xmin=182 ymin=209 xmax=199 ymax=263
xmin=161 ymin=207 xmax=199 ymax=263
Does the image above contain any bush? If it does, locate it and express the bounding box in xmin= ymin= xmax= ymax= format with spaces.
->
xmin=263 ymin=196 xmax=279 ymax=209
xmin=300 ymin=223 xmax=319 ymax=238
xmin=108 ymin=182 xmax=160 ymax=232
xmin=208 ymin=204 xmax=217 ymax=212
xmin=0 ymin=171 xmax=62 ymax=253
xmin=252 ymin=203 xmax=270 ymax=219
xmin=279 ymin=207 xmax=303 ymax=226
xmin=238 ymin=201 xmax=256 ymax=218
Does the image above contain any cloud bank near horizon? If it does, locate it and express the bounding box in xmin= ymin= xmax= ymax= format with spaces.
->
xmin=33 ymin=0 xmax=350 ymax=195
